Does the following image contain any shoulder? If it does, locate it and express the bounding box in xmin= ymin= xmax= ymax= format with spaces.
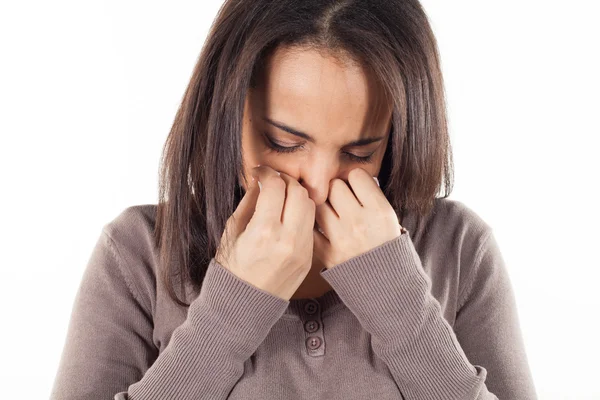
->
xmin=102 ymin=203 xmax=158 ymax=244
xmin=432 ymin=198 xmax=494 ymax=273
xmin=101 ymin=203 xmax=159 ymax=313
xmin=428 ymin=197 xmax=490 ymax=231
xmin=407 ymin=197 xmax=492 ymax=248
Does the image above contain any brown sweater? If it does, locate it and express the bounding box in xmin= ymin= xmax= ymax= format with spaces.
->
xmin=50 ymin=198 xmax=537 ymax=399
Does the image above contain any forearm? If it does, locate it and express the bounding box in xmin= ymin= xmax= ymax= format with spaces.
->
xmin=321 ymin=233 xmax=497 ymax=400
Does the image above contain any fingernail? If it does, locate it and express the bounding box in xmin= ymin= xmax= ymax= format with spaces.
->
xmin=258 ymin=181 xmax=262 ymax=191
xmin=373 ymin=177 xmax=380 ymax=187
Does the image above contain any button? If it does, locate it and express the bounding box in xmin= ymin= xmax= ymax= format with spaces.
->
xmin=304 ymin=301 xmax=319 ymax=315
xmin=306 ymin=336 xmax=322 ymax=350
xmin=304 ymin=320 xmax=319 ymax=333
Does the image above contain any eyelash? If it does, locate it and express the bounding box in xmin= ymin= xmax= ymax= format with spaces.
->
xmin=263 ymin=133 xmax=375 ymax=164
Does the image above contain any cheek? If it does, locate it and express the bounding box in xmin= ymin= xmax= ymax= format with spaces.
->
xmin=238 ymin=148 xmax=280 ymax=191
xmin=242 ymin=128 xmax=277 ymax=163
xmin=240 ymin=133 xmax=266 ymax=170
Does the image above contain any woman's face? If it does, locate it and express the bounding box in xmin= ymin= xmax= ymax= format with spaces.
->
xmin=240 ymin=45 xmax=393 ymax=208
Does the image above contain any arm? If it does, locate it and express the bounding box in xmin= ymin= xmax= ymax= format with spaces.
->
xmin=453 ymin=230 xmax=538 ymax=399
xmin=320 ymin=230 xmax=537 ymax=400
xmin=50 ymin=230 xmax=289 ymax=400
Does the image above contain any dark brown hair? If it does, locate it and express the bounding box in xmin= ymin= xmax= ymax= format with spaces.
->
xmin=155 ymin=0 xmax=454 ymax=306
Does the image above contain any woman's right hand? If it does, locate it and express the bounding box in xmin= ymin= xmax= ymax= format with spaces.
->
xmin=214 ymin=165 xmax=316 ymax=301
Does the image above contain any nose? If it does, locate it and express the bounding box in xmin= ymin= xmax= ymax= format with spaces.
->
xmin=298 ymin=163 xmax=341 ymax=207
xmin=298 ymin=178 xmax=329 ymax=206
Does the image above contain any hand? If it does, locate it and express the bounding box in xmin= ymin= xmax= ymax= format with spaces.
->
xmin=313 ymin=167 xmax=403 ymax=270
xmin=215 ymin=165 xmax=316 ymax=301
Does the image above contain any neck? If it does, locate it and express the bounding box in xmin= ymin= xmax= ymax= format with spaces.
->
xmin=289 ymin=257 xmax=334 ymax=300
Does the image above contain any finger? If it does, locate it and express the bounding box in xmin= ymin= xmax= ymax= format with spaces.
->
xmin=327 ymin=178 xmax=360 ymax=220
xmin=279 ymin=172 xmax=315 ymax=235
xmin=314 ymin=200 xmax=337 ymax=240
xmin=347 ymin=167 xmax=383 ymax=208
xmin=229 ymin=177 xmax=260 ymax=237
xmin=248 ymin=165 xmax=286 ymax=226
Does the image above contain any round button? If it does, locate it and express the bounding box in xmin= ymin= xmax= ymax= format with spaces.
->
xmin=304 ymin=320 xmax=319 ymax=333
xmin=306 ymin=336 xmax=322 ymax=350
xmin=304 ymin=301 xmax=319 ymax=315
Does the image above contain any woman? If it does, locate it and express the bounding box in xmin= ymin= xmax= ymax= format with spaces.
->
xmin=50 ymin=0 xmax=537 ymax=399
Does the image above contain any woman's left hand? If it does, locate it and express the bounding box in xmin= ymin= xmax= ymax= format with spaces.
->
xmin=313 ymin=167 xmax=404 ymax=270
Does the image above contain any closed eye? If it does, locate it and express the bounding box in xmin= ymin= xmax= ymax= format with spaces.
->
xmin=263 ymin=132 xmax=375 ymax=164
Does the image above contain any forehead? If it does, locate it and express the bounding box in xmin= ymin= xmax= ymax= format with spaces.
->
xmin=252 ymin=46 xmax=392 ymax=141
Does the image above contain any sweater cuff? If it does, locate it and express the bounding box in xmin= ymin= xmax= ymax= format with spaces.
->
xmin=320 ymin=233 xmax=482 ymax=399
xmin=125 ymin=258 xmax=290 ymax=399
xmin=189 ymin=258 xmax=291 ymax=359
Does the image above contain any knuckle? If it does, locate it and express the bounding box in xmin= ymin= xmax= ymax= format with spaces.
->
xmin=254 ymin=223 xmax=276 ymax=242
xmin=278 ymin=238 xmax=296 ymax=257
xmin=351 ymin=220 xmax=368 ymax=236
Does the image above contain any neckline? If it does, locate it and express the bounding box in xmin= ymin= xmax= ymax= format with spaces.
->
xmin=282 ymin=288 xmax=345 ymax=318
xmin=280 ymin=204 xmax=417 ymax=319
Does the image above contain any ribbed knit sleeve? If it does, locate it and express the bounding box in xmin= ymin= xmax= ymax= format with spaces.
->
xmin=50 ymin=229 xmax=290 ymax=400
xmin=319 ymin=230 xmax=537 ymax=400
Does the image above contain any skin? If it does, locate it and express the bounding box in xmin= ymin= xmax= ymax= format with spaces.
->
xmin=239 ymin=45 xmax=393 ymax=300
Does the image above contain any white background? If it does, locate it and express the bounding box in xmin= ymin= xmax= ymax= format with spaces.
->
xmin=1 ymin=1 xmax=598 ymax=398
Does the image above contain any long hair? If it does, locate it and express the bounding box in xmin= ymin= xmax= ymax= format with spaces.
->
xmin=155 ymin=0 xmax=453 ymax=306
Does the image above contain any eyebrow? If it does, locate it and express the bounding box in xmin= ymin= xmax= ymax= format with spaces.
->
xmin=262 ymin=117 xmax=385 ymax=147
